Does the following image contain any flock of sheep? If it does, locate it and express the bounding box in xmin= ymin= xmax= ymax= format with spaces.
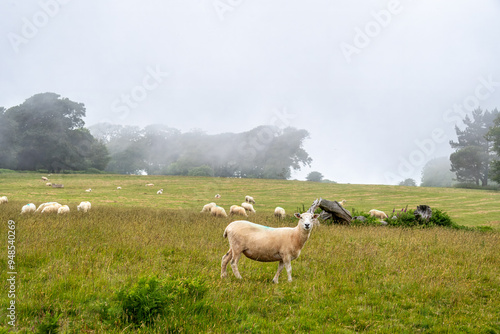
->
xmin=0 ymin=176 xmax=94 ymax=215
xmin=201 ymin=195 xmax=286 ymax=219
xmin=19 ymin=201 xmax=92 ymax=214
xmin=0 ymin=197 xmax=92 ymax=215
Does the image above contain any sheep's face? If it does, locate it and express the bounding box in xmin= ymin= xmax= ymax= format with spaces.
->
xmin=294 ymin=213 xmax=320 ymax=231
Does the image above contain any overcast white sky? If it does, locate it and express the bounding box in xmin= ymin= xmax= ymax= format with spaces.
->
xmin=1 ymin=0 xmax=500 ymax=184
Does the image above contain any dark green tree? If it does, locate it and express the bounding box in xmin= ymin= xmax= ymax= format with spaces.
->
xmin=0 ymin=107 xmax=18 ymax=169
xmin=1 ymin=93 xmax=109 ymax=172
xmin=449 ymin=108 xmax=498 ymax=186
xmin=486 ymin=111 xmax=500 ymax=183
xmin=420 ymin=157 xmax=454 ymax=187
xmin=398 ymin=178 xmax=417 ymax=186
xmin=306 ymin=171 xmax=324 ymax=182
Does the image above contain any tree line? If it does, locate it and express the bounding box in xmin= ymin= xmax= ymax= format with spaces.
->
xmin=88 ymin=123 xmax=311 ymax=179
xmin=0 ymin=93 xmax=312 ymax=179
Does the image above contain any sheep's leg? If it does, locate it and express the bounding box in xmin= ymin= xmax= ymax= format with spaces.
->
xmin=221 ymin=249 xmax=232 ymax=278
xmin=284 ymin=258 xmax=293 ymax=282
xmin=273 ymin=261 xmax=285 ymax=284
xmin=230 ymin=250 xmax=243 ymax=279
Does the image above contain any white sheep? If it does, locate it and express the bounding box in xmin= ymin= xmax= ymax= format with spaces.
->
xmin=35 ymin=202 xmax=60 ymax=213
xmin=221 ymin=212 xmax=320 ymax=283
xmin=245 ymin=195 xmax=256 ymax=204
xmin=211 ymin=206 xmax=228 ymax=217
xmin=215 ymin=194 xmax=221 ymax=199
xmin=369 ymin=209 xmax=388 ymax=220
xmin=241 ymin=202 xmax=256 ymax=213
xmin=45 ymin=182 xmax=52 ymax=186
xmin=0 ymin=196 xmax=8 ymax=204
xmin=117 ymin=186 xmax=122 ymax=190
xmin=157 ymin=189 xmax=163 ymax=195
xmin=145 ymin=183 xmax=154 ymax=187
xmin=41 ymin=203 xmax=62 ymax=214
xmin=41 ymin=176 xmax=48 ymax=181
xmin=21 ymin=203 xmax=36 ymax=214
xmin=77 ymin=201 xmax=91 ymax=213
xmin=85 ymin=188 xmax=92 ymax=192
xmin=201 ymin=202 xmax=217 ymax=213
xmin=229 ymin=205 xmax=248 ymax=217
xmin=274 ymin=207 xmax=286 ymax=219
xmin=339 ymin=200 xmax=347 ymax=206
xmin=57 ymin=205 xmax=70 ymax=214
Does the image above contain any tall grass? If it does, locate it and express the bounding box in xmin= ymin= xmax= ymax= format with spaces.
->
xmin=0 ymin=173 xmax=499 ymax=332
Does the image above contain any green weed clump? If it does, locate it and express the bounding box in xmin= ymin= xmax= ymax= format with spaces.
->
xmin=101 ymin=276 xmax=208 ymax=328
xmin=387 ymin=207 xmax=459 ymax=229
xmin=36 ymin=313 xmax=62 ymax=334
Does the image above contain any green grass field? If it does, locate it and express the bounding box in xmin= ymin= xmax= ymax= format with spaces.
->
xmin=0 ymin=173 xmax=499 ymax=333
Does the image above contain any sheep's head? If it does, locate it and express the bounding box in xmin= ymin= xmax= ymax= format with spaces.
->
xmin=294 ymin=212 xmax=320 ymax=231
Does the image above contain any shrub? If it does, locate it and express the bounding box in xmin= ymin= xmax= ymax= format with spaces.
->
xmin=428 ymin=208 xmax=455 ymax=227
xmin=85 ymin=167 xmax=104 ymax=174
xmin=114 ymin=276 xmax=208 ymax=327
xmin=387 ymin=206 xmax=461 ymax=229
xmin=453 ymin=183 xmax=500 ymax=191
xmin=36 ymin=313 xmax=61 ymax=334
xmin=350 ymin=209 xmax=381 ymax=226
xmin=0 ymin=169 xmax=16 ymax=174
xmin=188 ymin=165 xmax=215 ymax=177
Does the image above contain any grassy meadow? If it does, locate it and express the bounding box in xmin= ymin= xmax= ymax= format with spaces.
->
xmin=0 ymin=172 xmax=499 ymax=333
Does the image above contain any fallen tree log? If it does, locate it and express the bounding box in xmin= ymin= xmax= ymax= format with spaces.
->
xmin=307 ymin=198 xmax=352 ymax=225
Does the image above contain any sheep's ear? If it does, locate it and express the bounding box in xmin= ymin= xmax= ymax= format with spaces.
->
xmin=313 ymin=214 xmax=320 ymax=219
xmin=294 ymin=213 xmax=301 ymax=219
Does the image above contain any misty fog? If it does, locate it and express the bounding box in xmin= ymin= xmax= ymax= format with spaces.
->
xmin=1 ymin=0 xmax=499 ymax=184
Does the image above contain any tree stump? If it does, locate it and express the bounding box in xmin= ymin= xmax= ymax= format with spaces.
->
xmin=307 ymin=198 xmax=352 ymax=225
xmin=414 ymin=205 xmax=432 ymax=222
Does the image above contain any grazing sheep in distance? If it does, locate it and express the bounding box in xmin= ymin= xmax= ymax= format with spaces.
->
xmin=241 ymin=202 xmax=256 ymax=213
xmin=41 ymin=176 xmax=48 ymax=181
xmin=215 ymin=194 xmax=221 ymax=199
xmin=230 ymin=205 xmax=248 ymax=217
xmin=211 ymin=206 xmax=228 ymax=217
xmin=0 ymin=196 xmax=8 ymax=204
xmin=339 ymin=200 xmax=346 ymax=206
xmin=35 ymin=202 xmax=60 ymax=213
xmin=245 ymin=195 xmax=256 ymax=204
xmin=145 ymin=183 xmax=154 ymax=187
xmin=57 ymin=205 xmax=70 ymax=214
xmin=41 ymin=203 xmax=62 ymax=214
xmin=221 ymin=212 xmax=320 ymax=283
xmin=85 ymin=188 xmax=92 ymax=192
xmin=369 ymin=209 xmax=388 ymax=220
xmin=45 ymin=182 xmax=52 ymax=186
xmin=274 ymin=207 xmax=286 ymax=219
xmin=77 ymin=201 xmax=91 ymax=213
xmin=21 ymin=203 xmax=36 ymax=214
xmin=157 ymin=189 xmax=163 ymax=194
xmin=201 ymin=202 xmax=217 ymax=213
xmin=117 ymin=186 xmax=122 ymax=190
